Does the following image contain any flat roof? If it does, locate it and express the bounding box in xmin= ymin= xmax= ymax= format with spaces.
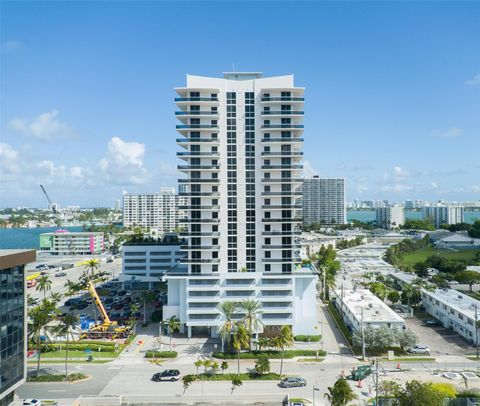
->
xmin=0 ymin=249 xmax=36 ymax=270
xmin=422 ymin=288 xmax=480 ymax=320
xmin=335 ymin=288 xmax=405 ymax=324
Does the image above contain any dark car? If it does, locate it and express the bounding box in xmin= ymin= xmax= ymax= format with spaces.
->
xmin=76 ymin=302 xmax=88 ymax=310
xmin=55 ymin=271 xmax=67 ymax=277
xmin=109 ymin=290 xmax=117 ymax=297
xmin=123 ymin=296 xmax=132 ymax=304
xmin=104 ymin=298 xmax=114 ymax=305
xmin=423 ymin=319 xmax=440 ymax=327
xmin=151 ymin=370 xmax=181 ymax=382
xmin=278 ymin=377 xmax=307 ymax=388
xmin=113 ymin=303 xmax=123 ymax=310
xmin=118 ymin=290 xmax=127 ymax=297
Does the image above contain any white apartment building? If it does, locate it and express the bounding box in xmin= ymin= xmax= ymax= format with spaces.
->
xmin=302 ymin=176 xmax=346 ymax=226
xmin=332 ymin=289 xmax=405 ymax=332
xmin=120 ymin=233 xmax=186 ymax=288
xmin=422 ymin=205 xmax=464 ymax=228
xmin=164 ymin=72 xmax=317 ymax=338
xmin=39 ymin=231 xmax=104 ymax=255
xmin=122 ymin=187 xmax=187 ymax=232
xmin=375 ymin=205 xmax=404 ymax=229
xmin=421 ymin=288 xmax=480 ymax=344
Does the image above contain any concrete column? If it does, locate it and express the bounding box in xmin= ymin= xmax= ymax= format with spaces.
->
xmin=180 ymin=323 xmax=185 ymax=334
xmin=187 ymin=326 xmax=192 ymax=338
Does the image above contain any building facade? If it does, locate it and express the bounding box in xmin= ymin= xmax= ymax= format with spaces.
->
xmin=375 ymin=205 xmax=404 ymax=229
xmin=122 ymin=187 xmax=187 ymax=232
xmin=39 ymin=230 xmax=104 ymax=255
xmin=120 ymin=233 xmax=186 ymax=288
xmin=422 ymin=205 xmax=465 ymax=228
xmin=332 ymin=289 xmax=405 ymax=333
xmin=164 ymin=72 xmax=317 ymax=337
xmin=0 ymin=250 xmax=36 ymax=406
xmin=302 ymin=177 xmax=346 ymax=226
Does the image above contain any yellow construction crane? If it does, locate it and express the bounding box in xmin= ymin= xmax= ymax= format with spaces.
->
xmin=81 ymin=281 xmax=131 ymax=340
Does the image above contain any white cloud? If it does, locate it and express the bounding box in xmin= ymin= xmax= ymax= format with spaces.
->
xmin=9 ymin=110 xmax=71 ymax=141
xmin=302 ymin=160 xmax=318 ymax=178
xmin=431 ymin=182 xmax=438 ymax=189
xmin=3 ymin=40 xmax=22 ymax=51
xmin=472 ymin=185 xmax=480 ymax=193
xmin=0 ymin=143 xmax=20 ymax=174
xmin=356 ymin=185 xmax=368 ymax=193
xmin=431 ymin=127 xmax=462 ymax=138
xmin=465 ymin=74 xmax=480 ymax=86
xmin=393 ymin=166 xmax=409 ymax=179
xmin=382 ymin=184 xmax=414 ymax=193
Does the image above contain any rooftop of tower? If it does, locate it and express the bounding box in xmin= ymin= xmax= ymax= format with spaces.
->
xmin=222 ymin=72 xmax=263 ymax=80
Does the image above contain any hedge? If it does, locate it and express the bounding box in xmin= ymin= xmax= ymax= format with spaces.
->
xmin=40 ymin=344 xmax=116 ymax=352
xmin=27 ymin=373 xmax=87 ymax=382
xmin=144 ymin=350 xmax=177 ymax=358
xmin=185 ymin=372 xmax=281 ymax=381
xmin=294 ymin=335 xmax=321 ymax=342
xmin=327 ymin=302 xmax=352 ymax=343
xmin=212 ymin=349 xmax=325 ymax=359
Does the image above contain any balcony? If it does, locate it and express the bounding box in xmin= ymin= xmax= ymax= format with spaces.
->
xmin=261 ymin=204 xmax=302 ymax=209
xmin=177 ymin=152 xmax=219 ymax=160
xmin=180 ymin=232 xmax=221 ymax=237
xmin=183 ymin=258 xmax=221 ymax=264
xmin=261 ymin=97 xmax=304 ymax=102
xmin=261 ymin=137 xmax=304 ymax=143
xmin=261 ymin=245 xmax=296 ymax=249
xmin=261 ymin=151 xmax=303 ymax=157
xmin=262 ymin=218 xmax=301 ymax=223
xmin=179 ymin=192 xmax=220 ymax=197
xmin=261 ymin=191 xmax=302 ymax=196
xmin=175 ymin=111 xmax=219 ymax=116
xmin=179 ymin=205 xmax=220 ymax=210
xmin=261 ymin=124 xmax=304 ymax=130
xmin=177 ymin=138 xmax=219 ymax=143
xmin=262 ymin=258 xmax=301 ymax=263
xmin=261 ymin=110 xmax=304 ymax=116
xmin=175 ymin=97 xmax=219 ymax=102
xmin=182 ymin=245 xmax=220 ymax=250
xmin=261 ymin=178 xmax=301 ymax=183
xmin=178 ymin=165 xmax=220 ymax=171
xmin=179 ymin=218 xmax=220 ymax=223
xmin=261 ymin=164 xmax=303 ymax=170
xmin=178 ymin=178 xmax=220 ymax=183
xmin=176 ymin=125 xmax=219 ymax=132
xmin=262 ymin=230 xmax=301 ymax=236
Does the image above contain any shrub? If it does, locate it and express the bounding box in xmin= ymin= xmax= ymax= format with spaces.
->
xmin=144 ymin=350 xmax=177 ymax=358
xmin=27 ymin=373 xmax=87 ymax=382
xmin=294 ymin=335 xmax=321 ymax=342
xmin=212 ymin=349 xmax=324 ymax=359
xmin=151 ymin=310 xmax=162 ymax=322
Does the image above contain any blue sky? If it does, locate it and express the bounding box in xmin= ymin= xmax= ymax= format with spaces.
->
xmin=1 ymin=1 xmax=479 ymax=208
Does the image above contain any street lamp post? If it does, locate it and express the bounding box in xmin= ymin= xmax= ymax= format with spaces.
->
xmin=361 ymin=307 xmax=366 ymax=361
xmin=313 ymin=386 xmax=320 ymax=405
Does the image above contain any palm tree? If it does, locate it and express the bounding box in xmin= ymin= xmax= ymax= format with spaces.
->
xmin=194 ymin=359 xmax=203 ymax=375
xmin=211 ymin=361 xmax=219 ymax=375
xmin=221 ymin=361 xmax=229 ymax=375
xmin=36 ymin=275 xmax=52 ymax=300
xmin=239 ymin=299 xmax=263 ymax=343
xmin=85 ymin=259 xmax=100 ymax=279
xmin=182 ymin=375 xmax=196 ymax=394
xmin=140 ymin=291 xmax=156 ymax=324
xmin=64 ymin=279 xmax=81 ymax=298
xmin=232 ymin=322 xmax=251 ymax=374
xmin=28 ymin=300 xmax=55 ymax=377
xmin=257 ymin=337 xmax=270 ymax=351
xmin=129 ymin=303 xmax=140 ymax=334
xmin=218 ymin=301 xmax=238 ymax=352
xmin=324 ymin=378 xmax=357 ymax=406
xmin=273 ymin=325 xmax=293 ymax=376
xmin=231 ymin=375 xmax=242 ymax=394
xmin=49 ymin=292 xmax=63 ymax=304
xmin=54 ymin=313 xmax=79 ymax=379
xmin=167 ymin=316 xmax=180 ymax=351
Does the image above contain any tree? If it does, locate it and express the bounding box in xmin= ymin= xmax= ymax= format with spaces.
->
xmin=314 ymin=245 xmax=340 ymax=300
xmin=221 ymin=361 xmax=229 ymax=375
xmin=203 ymin=359 xmax=212 ymax=374
xmin=272 ymin=325 xmax=293 ymax=376
xmin=231 ymin=376 xmax=243 ymax=394
xmin=36 ymin=275 xmax=52 ymax=300
xmin=377 ymin=380 xmax=402 ymax=400
xmin=232 ymin=322 xmax=251 ymax=374
xmin=53 ymin=313 xmax=78 ymax=379
xmin=387 ymin=290 xmax=400 ymax=304
xmin=194 ymin=360 xmax=203 ymax=376
xmin=140 ymin=291 xmax=156 ymax=324
xmin=49 ymin=292 xmax=63 ymax=304
xmin=368 ymin=282 xmax=389 ymax=301
xmin=353 ymin=326 xmax=396 ymax=352
xmin=84 ymin=259 xmax=100 ymax=279
xmin=218 ymin=301 xmax=238 ymax=352
xmin=401 ymin=284 xmax=421 ymax=306
xmin=211 ymin=361 xmax=219 ymax=375
xmin=456 ymin=271 xmax=480 ymax=292
xmin=397 ymin=328 xmax=417 ymax=349
xmin=399 ymin=380 xmax=448 ymax=406
xmin=239 ymin=299 xmax=263 ymax=341
xmin=468 ymin=220 xmax=480 ymax=238
xmin=129 ymin=303 xmax=140 ymax=334
xmin=167 ymin=316 xmax=180 ymax=351
xmin=254 ymin=356 xmax=270 ymax=375
xmin=324 ymin=378 xmax=357 ymax=406
xmin=182 ymin=375 xmax=196 ymax=394
xmin=257 ymin=337 xmax=269 ymax=351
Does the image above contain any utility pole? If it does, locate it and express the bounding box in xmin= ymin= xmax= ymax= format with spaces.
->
xmin=476 ymin=305 xmax=479 ymax=360
xmin=361 ymin=307 xmax=366 ymax=361
xmin=375 ymin=357 xmax=379 ymax=406
xmin=323 ymin=267 xmax=326 ymax=302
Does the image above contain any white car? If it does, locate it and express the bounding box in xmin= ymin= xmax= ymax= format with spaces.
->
xmin=23 ymin=400 xmax=42 ymax=406
xmin=448 ymin=281 xmax=459 ymax=285
xmin=407 ymin=345 xmax=431 ymax=355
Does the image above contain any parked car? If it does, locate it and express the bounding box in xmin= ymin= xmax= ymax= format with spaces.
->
xmin=151 ymin=370 xmax=181 ymax=382
xmin=278 ymin=377 xmax=307 ymax=388
xmin=113 ymin=303 xmax=124 ymax=310
xmin=407 ymin=345 xmax=431 ymax=355
xmin=47 ymin=265 xmax=56 ymax=269
xmin=109 ymin=290 xmax=117 ymax=297
xmin=448 ymin=281 xmax=459 ymax=285
xmin=23 ymin=400 xmax=42 ymax=406
xmin=423 ymin=319 xmax=440 ymax=327
xmin=55 ymin=271 xmax=67 ymax=277
xmin=118 ymin=290 xmax=127 ymax=296
xmin=104 ymin=297 xmax=114 ymax=304
xmin=76 ymin=302 xmax=88 ymax=310
xmin=35 ymin=264 xmax=47 ymax=269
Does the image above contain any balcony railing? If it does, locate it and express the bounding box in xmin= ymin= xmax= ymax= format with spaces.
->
xmin=261 ymin=152 xmax=303 ymax=156
xmin=261 ymin=192 xmax=302 ymax=196
xmin=262 ymin=218 xmax=301 ymax=223
xmin=261 ymin=137 xmax=304 ymax=143
xmin=176 ymin=125 xmax=219 ymax=129
xmin=261 ymin=97 xmax=304 ymax=102
xmin=183 ymin=258 xmax=221 ymax=264
xmin=177 ymin=152 xmax=219 ymax=156
xmin=179 ymin=205 xmax=220 ymax=210
xmin=261 ymin=164 xmax=303 ymax=170
xmin=261 ymin=178 xmax=301 ymax=183
xmin=178 ymin=192 xmax=220 ymax=197
xmin=178 ymin=165 xmax=220 ymax=170
xmin=175 ymin=111 xmax=218 ymax=115
xmin=262 ymin=258 xmax=299 ymax=263
xmin=262 ymin=245 xmax=296 ymax=249
xmin=261 ymin=125 xmax=304 ymax=129
xmin=176 ymin=138 xmax=219 ymax=143
xmin=179 ymin=218 xmax=220 ymax=223
xmin=262 ymin=231 xmax=302 ymax=236
xmin=261 ymin=110 xmax=304 ymax=115
xmin=180 ymin=232 xmax=221 ymax=237
xmin=261 ymin=205 xmax=302 ymax=209
xmin=183 ymin=245 xmax=220 ymax=250
xmin=175 ymin=97 xmax=218 ymax=102
xmin=178 ymin=178 xmax=219 ymax=183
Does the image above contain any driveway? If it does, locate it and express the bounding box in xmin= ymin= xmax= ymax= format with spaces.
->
xmin=405 ymin=316 xmax=475 ymax=356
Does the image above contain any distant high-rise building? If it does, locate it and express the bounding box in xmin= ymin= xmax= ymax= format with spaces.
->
xmin=422 ymin=205 xmax=464 ymax=228
xmin=122 ymin=188 xmax=186 ymax=232
xmin=164 ymin=72 xmax=317 ymax=338
xmin=0 ymin=249 xmax=36 ymax=405
xmin=115 ymin=199 xmax=121 ymax=211
xmin=375 ymin=205 xmax=404 ymax=229
xmin=302 ymin=176 xmax=346 ymax=226
xmin=404 ymin=199 xmax=415 ymax=209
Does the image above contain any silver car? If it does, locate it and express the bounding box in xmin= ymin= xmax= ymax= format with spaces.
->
xmin=407 ymin=344 xmax=430 ymax=355
xmin=279 ymin=377 xmax=307 ymax=388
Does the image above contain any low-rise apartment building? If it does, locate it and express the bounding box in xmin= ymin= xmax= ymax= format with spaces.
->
xmin=421 ymin=288 xmax=480 ymax=344
xmin=39 ymin=230 xmax=104 ymax=255
xmin=332 ymin=288 xmax=405 ymax=332
xmin=0 ymin=249 xmax=36 ymax=406
xmin=120 ymin=233 xmax=186 ymax=288
xmin=422 ymin=205 xmax=464 ymax=228
xmin=375 ymin=205 xmax=404 ymax=229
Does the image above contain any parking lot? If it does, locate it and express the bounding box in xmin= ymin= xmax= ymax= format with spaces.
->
xmin=405 ymin=315 xmax=475 ymax=356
